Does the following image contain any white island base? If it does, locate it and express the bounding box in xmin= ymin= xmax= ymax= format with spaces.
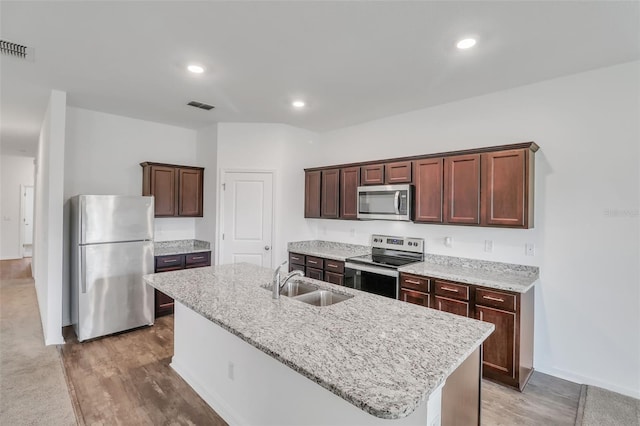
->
xmin=170 ymin=302 xmax=481 ymax=426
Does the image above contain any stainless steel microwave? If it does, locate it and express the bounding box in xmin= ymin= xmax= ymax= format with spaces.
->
xmin=357 ymin=184 xmax=413 ymax=221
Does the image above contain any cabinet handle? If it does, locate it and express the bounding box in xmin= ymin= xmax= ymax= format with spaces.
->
xmin=405 ymin=279 xmax=421 ymax=285
xmin=163 ymin=259 xmax=178 ymax=263
xmin=441 ymin=286 xmax=459 ymax=293
xmin=327 ymin=263 xmax=337 ymax=268
xmin=482 ymin=295 xmax=505 ymax=303
xmin=308 ymin=260 xmax=318 ymax=264
xmin=291 ymin=256 xmax=300 ymax=261
xmin=192 ymin=256 xmax=204 ymax=260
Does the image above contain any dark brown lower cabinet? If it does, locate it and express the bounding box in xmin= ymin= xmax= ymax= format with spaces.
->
xmin=324 ymin=271 xmax=344 ymax=285
xmin=398 ymin=272 xmax=534 ymax=391
xmin=306 ymin=267 xmax=324 ymax=281
xmin=154 ymin=251 xmax=211 ymax=317
xmin=288 ymin=252 xmax=346 ymax=286
xmin=400 ymin=289 xmax=430 ymax=307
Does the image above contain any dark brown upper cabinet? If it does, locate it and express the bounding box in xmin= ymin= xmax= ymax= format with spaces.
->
xmin=340 ymin=166 xmax=360 ymax=219
xmin=481 ymin=148 xmax=533 ymax=228
xmin=444 ymin=154 xmax=480 ymax=224
xmin=414 ymin=158 xmax=443 ymax=223
xmin=384 ymin=161 xmax=412 ymax=184
xmin=321 ymin=169 xmax=340 ymax=218
xmin=141 ymin=162 xmax=204 ymax=217
xmin=304 ymin=170 xmax=321 ymax=218
xmin=361 ymin=164 xmax=385 ymax=185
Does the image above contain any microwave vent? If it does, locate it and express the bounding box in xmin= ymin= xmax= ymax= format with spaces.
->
xmin=187 ymin=101 xmax=215 ymax=111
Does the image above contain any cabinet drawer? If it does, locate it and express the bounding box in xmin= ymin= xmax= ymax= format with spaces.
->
xmin=400 ymin=289 xmax=430 ymax=308
xmin=306 ymin=267 xmax=323 ymax=281
xmin=400 ymin=274 xmax=430 ymax=293
xmin=434 ymin=280 xmax=469 ymax=300
xmin=155 ymin=255 xmax=185 ymax=271
xmin=324 ymin=260 xmax=345 ymax=274
xmin=324 ymin=271 xmax=344 ymax=286
xmin=185 ymin=252 xmax=211 ymax=267
xmin=289 ymin=252 xmax=305 ymax=266
xmin=476 ymin=288 xmax=516 ymax=312
xmin=306 ymin=256 xmax=324 ymax=269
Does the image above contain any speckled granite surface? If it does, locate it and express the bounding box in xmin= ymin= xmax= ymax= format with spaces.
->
xmin=398 ymin=254 xmax=539 ymax=293
xmin=143 ymin=263 xmax=494 ymax=419
xmin=154 ymin=239 xmax=211 ymax=256
xmin=287 ymin=240 xmax=371 ymax=261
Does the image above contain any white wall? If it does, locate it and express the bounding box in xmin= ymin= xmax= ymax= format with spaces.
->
xmin=33 ymin=90 xmax=66 ymax=345
xmin=195 ymin=124 xmax=218 ymax=252
xmin=216 ymin=123 xmax=317 ymax=265
xmin=0 ymin=155 xmax=35 ymax=260
xmin=310 ymin=62 xmax=640 ymax=397
xmin=63 ymin=107 xmax=199 ymax=325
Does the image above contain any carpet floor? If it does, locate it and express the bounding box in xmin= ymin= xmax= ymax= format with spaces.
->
xmin=0 ymin=263 xmax=77 ymax=425
xmin=578 ymin=385 xmax=640 ymax=426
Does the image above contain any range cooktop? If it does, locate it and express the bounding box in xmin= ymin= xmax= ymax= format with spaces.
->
xmin=347 ymin=235 xmax=424 ymax=269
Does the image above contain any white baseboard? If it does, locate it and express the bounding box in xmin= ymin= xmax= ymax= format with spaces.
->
xmin=535 ymin=366 xmax=640 ymax=399
xmin=170 ymin=358 xmax=244 ymax=425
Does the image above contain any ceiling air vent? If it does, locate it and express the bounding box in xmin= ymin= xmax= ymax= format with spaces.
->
xmin=187 ymin=101 xmax=215 ymax=111
xmin=0 ymin=39 xmax=33 ymax=60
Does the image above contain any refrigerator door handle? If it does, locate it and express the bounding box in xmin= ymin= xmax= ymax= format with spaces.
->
xmin=80 ymin=247 xmax=87 ymax=294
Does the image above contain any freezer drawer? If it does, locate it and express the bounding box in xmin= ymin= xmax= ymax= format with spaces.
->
xmin=75 ymin=240 xmax=154 ymax=341
xmin=79 ymin=195 xmax=154 ymax=244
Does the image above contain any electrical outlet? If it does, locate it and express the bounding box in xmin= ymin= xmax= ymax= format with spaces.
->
xmin=444 ymin=237 xmax=453 ymax=248
xmin=350 ymin=228 xmax=356 ymax=237
xmin=227 ymin=361 xmax=235 ymax=380
xmin=484 ymin=240 xmax=493 ymax=253
xmin=525 ymin=243 xmax=535 ymax=256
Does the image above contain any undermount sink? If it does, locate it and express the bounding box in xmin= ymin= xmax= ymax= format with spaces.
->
xmin=292 ymin=290 xmax=353 ymax=307
xmin=279 ymin=280 xmax=318 ymax=297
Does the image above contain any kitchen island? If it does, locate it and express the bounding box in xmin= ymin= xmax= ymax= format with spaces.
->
xmin=143 ymin=263 xmax=494 ymax=425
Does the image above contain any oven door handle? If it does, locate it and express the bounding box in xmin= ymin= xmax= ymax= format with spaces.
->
xmin=345 ymin=262 xmax=399 ymax=278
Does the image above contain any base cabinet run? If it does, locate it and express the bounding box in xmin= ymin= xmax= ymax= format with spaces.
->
xmin=154 ymin=252 xmax=211 ymax=317
xmin=289 ymin=252 xmax=345 ymax=286
xmin=400 ymin=272 xmax=534 ymax=391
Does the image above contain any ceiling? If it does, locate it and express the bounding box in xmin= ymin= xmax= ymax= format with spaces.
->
xmin=1 ymin=1 xmax=638 ymax=156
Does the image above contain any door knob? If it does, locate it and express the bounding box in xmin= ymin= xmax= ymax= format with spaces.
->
xmin=264 ymin=246 xmax=271 ymax=251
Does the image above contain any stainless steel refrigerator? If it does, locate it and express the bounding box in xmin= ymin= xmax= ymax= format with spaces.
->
xmin=70 ymin=195 xmax=155 ymax=342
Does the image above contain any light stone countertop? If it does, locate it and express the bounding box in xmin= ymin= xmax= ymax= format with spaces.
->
xmin=154 ymin=239 xmax=211 ymax=256
xmin=143 ymin=263 xmax=494 ymax=420
xmin=287 ymin=240 xmax=371 ymax=261
xmin=398 ymin=254 xmax=539 ymax=293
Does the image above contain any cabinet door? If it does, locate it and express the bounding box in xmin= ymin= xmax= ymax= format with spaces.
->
xmin=476 ymin=305 xmax=517 ymax=379
xmin=304 ymin=171 xmax=322 ymax=218
xmin=340 ymin=166 xmax=360 ymax=219
xmin=289 ymin=263 xmax=305 ymax=273
xmin=155 ymin=290 xmax=174 ymax=317
xmin=321 ymin=169 xmax=340 ymax=218
xmin=444 ymin=154 xmax=480 ymax=224
xmin=385 ymin=161 xmax=412 ymax=184
xmin=149 ymin=165 xmax=177 ymax=217
xmin=324 ymin=271 xmax=344 ymax=286
xmin=400 ymin=289 xmax=430 ymax=307
xmin=433 ymin=296 xmax=470 ymax=317
xmin=481 ymin=149 xmax=527 ymax=227
xmin=306 ymin=267 xmax=324 ymax=280
xmin=414 ymin=158 xmax=443 ymax=223
xmin=178 ymin=168 xmax=203 ymax=217
xmin=361 ymin=164 xmax=385 ymax=185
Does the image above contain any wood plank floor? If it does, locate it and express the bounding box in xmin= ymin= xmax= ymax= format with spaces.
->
xmin=0 ymin=257 xmax=32 ymax=280
xmin=60 ymin=313 xmax=580 ymax=425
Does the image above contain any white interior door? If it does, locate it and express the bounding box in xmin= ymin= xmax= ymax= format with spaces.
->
xmin=221 ymin=171 xmax=274 ymax=267
xmin=22 ymin=185 xmax=34 ymax=256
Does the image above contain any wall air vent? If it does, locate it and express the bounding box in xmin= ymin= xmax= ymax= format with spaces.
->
xmin=0 ymin=39 xmax=34 ymax=60
xmin=187 ymin=101 xmax=215 ymax=111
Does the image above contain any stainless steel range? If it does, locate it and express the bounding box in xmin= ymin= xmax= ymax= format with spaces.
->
xmin=344 ymin=234 xmax=424 ymax=299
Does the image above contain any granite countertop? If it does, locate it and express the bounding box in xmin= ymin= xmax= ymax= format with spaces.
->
xmin=143 ymin=263 xmax=494 ymax=420
xmin=154 ymin=239 xmax=211 ymax=256
xmin=398 ymin=254 xmax=539 ymax=293
xmin=287 ymin=240 xmax=371 ymax=261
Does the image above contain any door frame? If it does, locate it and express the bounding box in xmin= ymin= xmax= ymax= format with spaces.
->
xmin=20 ymin=184 xmax=34 ymax=258
xmin=217 ymin=169 xmax=277 ymax=268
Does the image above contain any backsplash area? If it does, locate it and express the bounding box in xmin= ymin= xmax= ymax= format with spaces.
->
xmin=154 ymin=217 xmax=196 ymax=241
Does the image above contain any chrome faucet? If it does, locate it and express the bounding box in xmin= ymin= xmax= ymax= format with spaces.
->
xmin=272 ymin=261 xmax=305 ymax=299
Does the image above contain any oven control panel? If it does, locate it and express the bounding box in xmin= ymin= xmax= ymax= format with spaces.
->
xmin=371 ymin=234 xmax=424 ymax=254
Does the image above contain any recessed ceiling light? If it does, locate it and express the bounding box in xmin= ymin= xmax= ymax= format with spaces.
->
xmin=456 ymin=38 xmax=477 ymax=49
xmin=187 ymin=64 xmax=205 ymax=74
xmin=292 ymin=100 xmax=306 ymax=108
